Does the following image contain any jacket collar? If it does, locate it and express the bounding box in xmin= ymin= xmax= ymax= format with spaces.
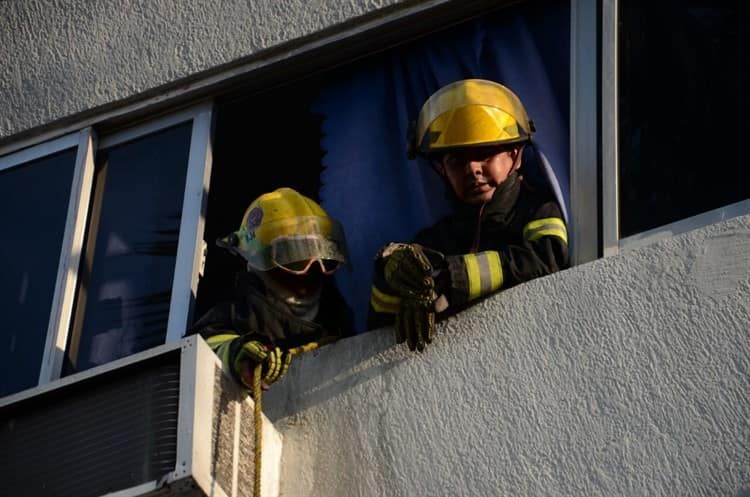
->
xmin=453 ymin=171 xmax=521 ymax=223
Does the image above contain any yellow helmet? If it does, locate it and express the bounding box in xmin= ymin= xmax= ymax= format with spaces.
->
xmin=409 ymin=79 xmax=535 ymax=158
xmin=218 ymin=187 xmax=348 ymax=273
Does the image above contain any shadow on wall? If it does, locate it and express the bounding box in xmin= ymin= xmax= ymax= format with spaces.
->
xmin=263 ymin=326 xmax=404 ymax=422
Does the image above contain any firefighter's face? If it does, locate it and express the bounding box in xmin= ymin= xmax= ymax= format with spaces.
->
xmin=438 ymin=145 xmax=521 ymax=205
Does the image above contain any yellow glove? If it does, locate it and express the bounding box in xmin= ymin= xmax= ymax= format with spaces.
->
xmin=263 ymin=346 xmax=293 ymax=384
xmin=395 ymin=297 xmax=436 ymax=352
xmin=233 ymin=341 xmax=292 ymax=389
xmin=382 ymin=243 xmax=435 ymax=297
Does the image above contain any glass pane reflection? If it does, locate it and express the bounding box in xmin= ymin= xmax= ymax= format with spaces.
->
xmin=66 ymin=122 xmax=191 ymax=374
xmin=0 ymin=148 xmax=76 ymax=396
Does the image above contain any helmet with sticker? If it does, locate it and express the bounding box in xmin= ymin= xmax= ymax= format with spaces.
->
xmin=218 ymin=187 xmax=348 ymax=274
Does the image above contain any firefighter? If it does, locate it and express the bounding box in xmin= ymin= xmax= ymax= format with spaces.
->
xmin=190 ymin=187 xmax=353 ymax=390
xmin=370 ymin=79 xmax=569 ymax=352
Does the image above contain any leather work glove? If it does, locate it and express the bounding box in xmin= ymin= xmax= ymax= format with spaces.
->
xmin=395 ymin=296 xmax=436 ymax=352
xmin=234 ymin=341 xmax=293 ymax=390
xmin=382 ymin=243 xmax=435 ymax=297
xmin=379 ymin=243 xmax=452 ymax=352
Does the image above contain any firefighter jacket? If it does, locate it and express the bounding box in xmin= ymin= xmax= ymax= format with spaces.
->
xmin=189 ymin=271 xmax=353 ymax=380
xmin=369 ymin=172 xmax=569 ymax=328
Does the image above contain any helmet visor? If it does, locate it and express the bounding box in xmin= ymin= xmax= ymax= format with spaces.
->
xmin=270 ymin=217 xmax=349 ymax=270
xmin=275 ymin=258 xmax=342 ymax=275
xmin=236 ymin=215 xmax=349 ymax=272
xmin=271 ymin=231 xmax=348 ymax=269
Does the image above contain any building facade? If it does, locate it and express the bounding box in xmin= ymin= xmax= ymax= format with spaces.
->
xmin=1 ymin=1 xmax=748 ymax=495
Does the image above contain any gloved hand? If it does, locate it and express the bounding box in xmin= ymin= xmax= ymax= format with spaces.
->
xmin=395 ymin=296 xmax=436 ymax=352
xmin=379 ymin=243 xmax=452 ymax=352
xmin=382 ymin=243 xmax=435 ymax=297
xmin=233 ymin=341 xmax=293 ymax=389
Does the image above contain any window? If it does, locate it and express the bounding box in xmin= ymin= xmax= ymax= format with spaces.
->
xmin=0 ymin=104 xmax=213 ymax=397
xmin=65 ymin=122 xmax=192 ymax=374
xmin=604 ymin=0 xmax=750 ymax=253
xmin=1 ymin=0 xmax=593 ymax=381
xmin=0 ymin=136 xmax=78 ymax=397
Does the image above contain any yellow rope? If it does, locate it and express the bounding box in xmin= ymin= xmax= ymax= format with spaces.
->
xmin=287 ymin=336 xmax=337 ymax=357
xmin=253 ymin=363 xmax=263 ymax=497
xmin=251 ymin=336 xmax=337 ymax=497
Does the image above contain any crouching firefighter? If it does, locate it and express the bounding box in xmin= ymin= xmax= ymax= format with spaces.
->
xmin=369 ymin=79 xmax=569 ymax=352
xmin=189 ymin=187 xmax=353 ymax=392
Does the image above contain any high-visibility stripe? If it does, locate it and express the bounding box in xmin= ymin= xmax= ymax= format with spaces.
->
xmin=463 ymin=253 xmax=482 ymax=300
xmin=205 ymin=333 xmax=239 ymax=350
xmin=205 ymin=333 xmax=239 ymax=376
xmin=463 ymin=251 xmax=504 ymax=301
xmin=523 ymin=217 xmax=568 ymax=244
xmin=212 ymin=341 xmax=233 ymax=370
xmin=486 ymin=251 xmax=503 ymax=292
xmin=370 ymin=285 xmax=401 ymax=314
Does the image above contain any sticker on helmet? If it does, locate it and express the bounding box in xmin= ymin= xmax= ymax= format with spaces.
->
xmin=247 ymin=207 xmax=263 ymax=228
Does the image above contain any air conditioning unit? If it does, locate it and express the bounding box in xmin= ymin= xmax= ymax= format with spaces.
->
xmin=0 ymin=335 xmax=282 ymax=497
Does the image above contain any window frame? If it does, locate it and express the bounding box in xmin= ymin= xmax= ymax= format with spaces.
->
xmin=0 ymin=103 xmax=214 ymax=391
xmin=0 ymin=130 xmax=92 ymax=388
xmin=570 ymin=0 xmax=600 ymax=265
xmin=600 ymin=0 xmax=750 ymax=256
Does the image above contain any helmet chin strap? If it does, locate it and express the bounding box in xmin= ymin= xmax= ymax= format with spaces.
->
xmin=512 ymin=144 xmax=525 ymax=172
xmin=254 ymin=269 xmax=322 ymax=320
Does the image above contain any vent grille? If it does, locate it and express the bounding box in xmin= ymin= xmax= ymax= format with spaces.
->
xmin=0 ymin=355 xmax=180 ymax=497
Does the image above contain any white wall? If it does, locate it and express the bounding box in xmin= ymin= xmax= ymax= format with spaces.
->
xmin=265 ymin=215 xmax=750 ymax=497
xmin=0 ymin=0 xmax=407 ymax=139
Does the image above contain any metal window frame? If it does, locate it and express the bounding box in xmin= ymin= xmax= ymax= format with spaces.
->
xmin=65 ymin=102 xmax=215 ymax=373
xmin=0 ymin=132 xmax=80 ymax=172
xmin=600 ymin=0 xmax=749 ymax=255
xmin=602 ymin=0 xmax=620 ymax=257
xmin=0 ymin=131 xmax=90 ymax=387
xmin=165 ymin=102 xmax=214 ymax=343
xmin=570 ymin=0 xmax=600 ymax=265
xmin=38 ymin=128 xmax=97 ymax=384
xmin=2 ymin=103 xmax=214 ymax=389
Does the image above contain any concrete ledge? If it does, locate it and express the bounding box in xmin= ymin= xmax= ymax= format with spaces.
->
xmin=265 ymin=215 xmax=750 ymax=497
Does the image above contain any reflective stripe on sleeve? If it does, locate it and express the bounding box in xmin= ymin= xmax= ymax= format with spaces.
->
xmin=204 ymin=333 xmax=240 ymax=372
xmin=523 ymin=217 xmax=568 ymax=244
xmin=370 ymin=285 xmax=401 ymax=314
xmin=462 ymin=251 xmax=503 ymax=301
xmin=205 ymin=333 xmax=240 ymax=351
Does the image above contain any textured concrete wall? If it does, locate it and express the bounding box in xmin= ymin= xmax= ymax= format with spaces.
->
xmin=0 ymin=0 xmax=408 ymax=139
xmin=265 ymin=215 xmax=750 ymax=497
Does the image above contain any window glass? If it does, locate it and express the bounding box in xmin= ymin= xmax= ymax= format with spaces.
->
xmin=0 ymin=148 xmax=77 ymax=396
xmin=619 ymin=1 xmax=750 ymax=237
xmin=65 ymin=123 xmax=192 ymax=374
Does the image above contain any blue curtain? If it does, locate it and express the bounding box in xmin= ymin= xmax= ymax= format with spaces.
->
xmin=314 ymin=1 xmax=570 ymax=332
